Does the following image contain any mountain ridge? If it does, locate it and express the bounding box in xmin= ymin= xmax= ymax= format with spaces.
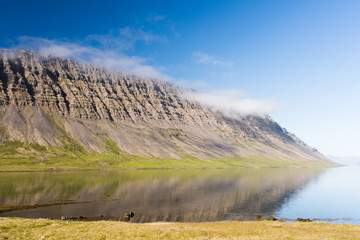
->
xmin=0 ymin=49 xmax=333 ymax=168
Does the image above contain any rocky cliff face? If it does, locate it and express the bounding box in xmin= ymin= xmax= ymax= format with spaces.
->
xmin=0 ymin=49 xmax=328 ymax=163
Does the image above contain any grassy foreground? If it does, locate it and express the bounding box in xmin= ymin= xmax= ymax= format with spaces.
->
xmin=1 ymin=218 xmax=359 ymax=240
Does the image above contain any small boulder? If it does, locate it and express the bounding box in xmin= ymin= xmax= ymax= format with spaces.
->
xmin=264 ymin=215 xmax=277 ymax=221
xmin=297 ymin=218 xmax=312 ymax=222
xmin=124 ymin=212 xmax=135 ymax=218
xmin=123 ymin=212 xmax=135 ymax=221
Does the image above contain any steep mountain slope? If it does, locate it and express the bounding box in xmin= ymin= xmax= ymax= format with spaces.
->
xmin=0 ymin=49 xmax=332 ymax=168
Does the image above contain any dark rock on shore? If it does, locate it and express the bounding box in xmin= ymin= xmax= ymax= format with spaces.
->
xmin=60 ymin=216 xmax=86 ymax=221
xmin=123 ymin=212 xmax=135 ymax=221
xmin=297 ymin=218 xmax=312 ymax=222
xmin=255 ymin=215 xmax=277 ymax=221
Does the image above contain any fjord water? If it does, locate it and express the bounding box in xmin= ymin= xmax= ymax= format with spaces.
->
xmin=276 ymin=166 xmax=360 ymax=223
xmin=0 ymin=167 xmax=359 ymax=223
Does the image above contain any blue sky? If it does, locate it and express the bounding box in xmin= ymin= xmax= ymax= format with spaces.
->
xmin=1 ymin=0 xmax=360 ymax=156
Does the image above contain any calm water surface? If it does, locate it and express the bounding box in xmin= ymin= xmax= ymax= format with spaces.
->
xmin=276 ymin=166 xmax=360 ymax=224
xmin=0 ymin=167 xmax=359 ymax=223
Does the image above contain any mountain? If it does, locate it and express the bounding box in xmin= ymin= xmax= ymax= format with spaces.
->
xmin=0 ymin=49 xmax=333 ymax=169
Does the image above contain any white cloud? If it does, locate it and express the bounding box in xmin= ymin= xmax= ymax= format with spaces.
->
xmin=85 ymin=32 xmax=133 ymax=51
xmin=174 ymin=78 xmax=210 ymax=89
xmin=118 ymin=27 xmax=167 ymax=44
xmin=15 ymin=35 xmax=172 ymax=81
xmin=85 ymin=27 xmax=166 ymax=51
xmin=147 ymin=13 xmax=166 ymax=22
xmin=182 ymin=89 xmax=279 ymax=117
xmin=192 ymin=51 xmax=233 ymax=67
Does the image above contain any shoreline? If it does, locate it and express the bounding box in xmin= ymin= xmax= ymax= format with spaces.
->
xmin=0 ymin=215 xmax=358 ymax=225
xmin=0 ymin=165 xmax=338 ymax=173
xmin=1 ymin=217 xmax=359 ymax=239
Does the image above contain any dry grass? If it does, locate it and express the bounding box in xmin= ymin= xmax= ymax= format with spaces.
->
xmin=1 ymin=218 xmax=359 ymax=239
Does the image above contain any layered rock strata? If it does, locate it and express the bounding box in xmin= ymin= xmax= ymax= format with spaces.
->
xmin=0 ymin=49 xmax=327 ymax=162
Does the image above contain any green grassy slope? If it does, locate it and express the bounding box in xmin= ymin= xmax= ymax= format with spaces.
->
xmin=0 ymin=138 xmax=336 ymax=171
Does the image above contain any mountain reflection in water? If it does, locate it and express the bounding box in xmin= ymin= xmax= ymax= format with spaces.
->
xmin=0 ymin=168 xmax=323 ymax=222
